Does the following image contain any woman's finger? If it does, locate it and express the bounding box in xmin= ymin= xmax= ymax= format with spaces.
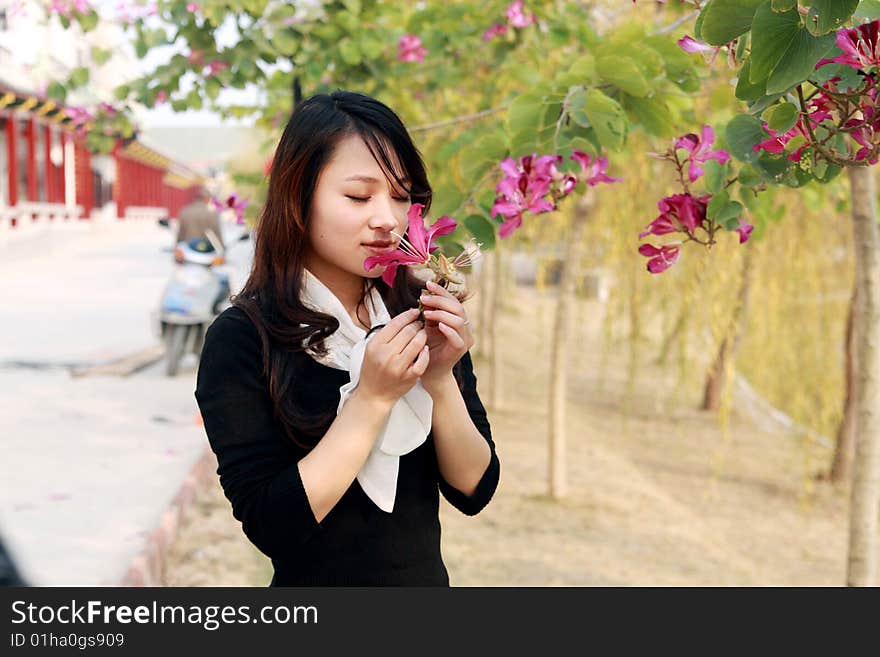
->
xmin=437 ymin=321 xmax=467 ymax=349
xmin=410 ymin=344 xmax=430 ymax=376
xmin=422 ymin=308 xmax=468 ymax=329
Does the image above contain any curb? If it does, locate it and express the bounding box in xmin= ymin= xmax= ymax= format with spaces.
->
xmin=119 ymin=446 xmax=218 ymax=587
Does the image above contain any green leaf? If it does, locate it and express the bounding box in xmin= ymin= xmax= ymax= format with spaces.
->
xmin=699 ymin=0 xmax=764 ymax=46
xmin=596 ymin=55 xmax=651 ymax=97
xmin=271 ymin=28 xmax=299 ymax=55
xmin=185 ymin=89 xmax=203 ymax=111
xmin=91 ymin=47 xmax=112 ymax=67
xmin=735 ymin=59 xmax=766 ymax=102
xmin=337 ymin=38 xmax=361 ymax=65
xmin=715 ymin=200 xmax=744 ymax=224
xmin=342 ymin=0 xmax=362 ymax=15
xmin=770 ymin=0 xmax=796 ymax=10
xmin=726 ymin=114 xmax=766 ymax=164
xmin=765 ymin=101 xmax=799 ymax=132
xmin=737 ymin=165 xmax=763 ymax=187
xmin=507 ymin=91 xmax=546 ymax=136
xmin=554 ymin=54 xmax=596 ymax=89
xmin=75 ymin=9 xmax=99 ymax=32
xmin=644 ymin=36 xmax=700 ymax=92
xmin=205 ymin=77 xmax=222 ymax=102
xmin=805 ymin=0 xmax=859 ymax=36
xmin=463 ymin=214 xmax=497 ymax=250
xmin=69 ymin=67 xmax=90 ymax=88
xmin=460 ymin=132 xmax=509 ymax=182
xmin=749 ymin=2 xmax=836 ymax=94
xmin=855 ymin=0 xmax=880 ymax=20
xmin=703 ymin=159 xmax=726 ymax=194
xmin=707 ymin=190 xmax=730 ymax=218
xmin=624 ymin=95 xmax=675 ymax=137
xmin=581 ymin=89 xmax=627 ymax=151
xmin=46 ymin=82 xmax=67 ymax=103
xmin=432 ymin=180 xmax=465 ymax=218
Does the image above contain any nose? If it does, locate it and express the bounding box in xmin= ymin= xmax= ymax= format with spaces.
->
xmin=369 ymin=195 xmax=403 ymax=236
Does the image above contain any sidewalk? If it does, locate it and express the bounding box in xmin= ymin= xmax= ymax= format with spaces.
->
xmin=0 ymin=218 xmax=252 ymax=585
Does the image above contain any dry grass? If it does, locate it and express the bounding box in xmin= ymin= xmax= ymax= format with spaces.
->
xmin=164 ymin=284 xmax=857 ymax=587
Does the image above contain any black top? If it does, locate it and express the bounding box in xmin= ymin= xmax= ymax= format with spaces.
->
xmin=194 ymin=306 xmax=500 ymax=586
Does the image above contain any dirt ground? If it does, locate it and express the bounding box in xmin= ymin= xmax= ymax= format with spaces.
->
xmin=162 ymin=284 xmax=860 ymax=586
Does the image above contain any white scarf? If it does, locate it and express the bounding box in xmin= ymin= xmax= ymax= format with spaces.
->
xmin=299 ymin=268 xmax=434 ymax=513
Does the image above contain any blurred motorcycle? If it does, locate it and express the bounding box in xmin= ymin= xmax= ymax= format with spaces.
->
xmin=155 ymin=229 xmax=231 ymax=377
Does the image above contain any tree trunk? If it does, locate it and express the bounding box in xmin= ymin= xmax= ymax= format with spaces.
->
xmin=655 ymin=306 xmax=687 ymax=367
xmin=828 ymin=283 xmax=859 ymax=484
xmin=701 ymin=248 xmax=755 ymax=411
xmin=548 ymin=195 xmax=593 ymax=499
xmin=474 ymin=252 xmax=493 ymax=360
xmin=845 ymin=165 xmax=880 ymax=587
xmin=487 ymin=245 xmax=504 ymax=410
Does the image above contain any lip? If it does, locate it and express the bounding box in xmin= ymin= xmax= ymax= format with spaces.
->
xmin=363 ymin=243 xmax=395 ymax=254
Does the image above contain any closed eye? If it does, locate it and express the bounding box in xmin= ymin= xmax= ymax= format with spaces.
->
xmin=346 ymin=195 xmax=410 ymax=203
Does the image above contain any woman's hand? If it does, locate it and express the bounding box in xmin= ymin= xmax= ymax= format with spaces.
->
xmin=419 ymin=279 xmax=474 ymax=392
xmin=357 ymin=308 xmax=430 ymax=406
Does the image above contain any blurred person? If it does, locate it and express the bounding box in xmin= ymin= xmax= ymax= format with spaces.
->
xmin=0 ymin=532 xmax=27 ymax=586
xmin=176 ymin=187 xmax=225 ymax=250
xmin=194 ymin=90 xmax=500 ymax=586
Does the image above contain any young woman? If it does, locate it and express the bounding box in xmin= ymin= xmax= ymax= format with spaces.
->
xmin=194 ymin=90 xmax=500 ymax=586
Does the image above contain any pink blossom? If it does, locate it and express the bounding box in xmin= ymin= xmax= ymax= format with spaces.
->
xmin=398 ymin=35 xmax=428 ymax=63
xmin=482 ymin=23 xmax=509 ymax=42
xmin=363 ymin=203 xmax=456 ymax=285
xmin=187 ymin=50 xmax=204 ymax=66
xmin=735 ymin=220 xmax=753 ymax=244
xmin=638 ymin=243 xmax=681 ymax=274
xmin=675 ymin=125 xmax=730 ymax=182
xmin=678 ymin=36 xmax=714 ymax=53
xmin=506 ymin=1 xmax=536 ymax=28
xmin=491 ymin=153 xmax=559 ymax=239
xmin=212 ymin=193 xmax=249 ymax=224
xmin=818 ymin=20 xmax=880 ymax=70
xmin=570 ymin=150 xmax=622 ymax=186
xmin=65 ymin=105 xmax=94 ymax=125
xmin=205 ymin=60 xmax=228 ymax=76
xmin=154 ymin=89 xmax=168 ymax=105
xmin=639 ymin=193 xmax=710 ymax=239
xmin=186 ymin=2 xmax=200 ymax=12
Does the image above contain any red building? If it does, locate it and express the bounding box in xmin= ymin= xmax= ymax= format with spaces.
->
xmin=0 ymin=80 xmax=204 ymax=229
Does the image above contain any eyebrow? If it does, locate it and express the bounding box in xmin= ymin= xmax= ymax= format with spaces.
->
xmin=344 ymin=175 xmax=411 ymax=185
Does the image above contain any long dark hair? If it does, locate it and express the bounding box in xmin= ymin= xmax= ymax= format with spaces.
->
xmin=232 ymin=90 xmax=461 ymax=450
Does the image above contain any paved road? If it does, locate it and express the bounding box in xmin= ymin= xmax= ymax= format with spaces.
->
xmin=0 ymin=218 xmax=252 ymax=585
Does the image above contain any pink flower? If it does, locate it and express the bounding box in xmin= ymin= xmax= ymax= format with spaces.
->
xmin=363 ymin=203 xmax=456 ymax=285
xmin=186 ymin=2 xmax=200 ymax=12
xmin=98 ymin=102 xmax=116 ymax=115
xmin=398 ymin=34 xmax=428 ymax=63
xmin=491 ymin=157 xmax=556 ymax=235
xmin=639 ymin=193 xmax=710 ymax=239
xmin=205 ymin=60 xmax=228 ymax=76
xmin=817 ymin=20 xmax=880 ymax=70
xmin=638 ymin=243 xmax=681 ymax=274
xmin=482 ymin=22 xmax=509 ymax=42
xmin=506 ymin=1 xmax=536 ymax=28
xmin=49 ymin=0 xmax=89 ymax=14
xmin=154 ymin=89 xmax=168 ymax=105
xmin=497 ymin=213 xmax=523 ymax=239
xmin=187 ymin=50 xmax=204 ymax=66
xmin=735 ymin=220 xmax=753 ymax=244
xmin=675 ymin=125 xmax=730 ymax=182
xmin=678 ymin=36 xmax=714 ymax=53
xmin=64 ymin=105 xmax=94 ymax=126
xmin=570 ymin=150 xmax=622 ymax=186
xmin=212 ymin=193 xmax=248 ymax=224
